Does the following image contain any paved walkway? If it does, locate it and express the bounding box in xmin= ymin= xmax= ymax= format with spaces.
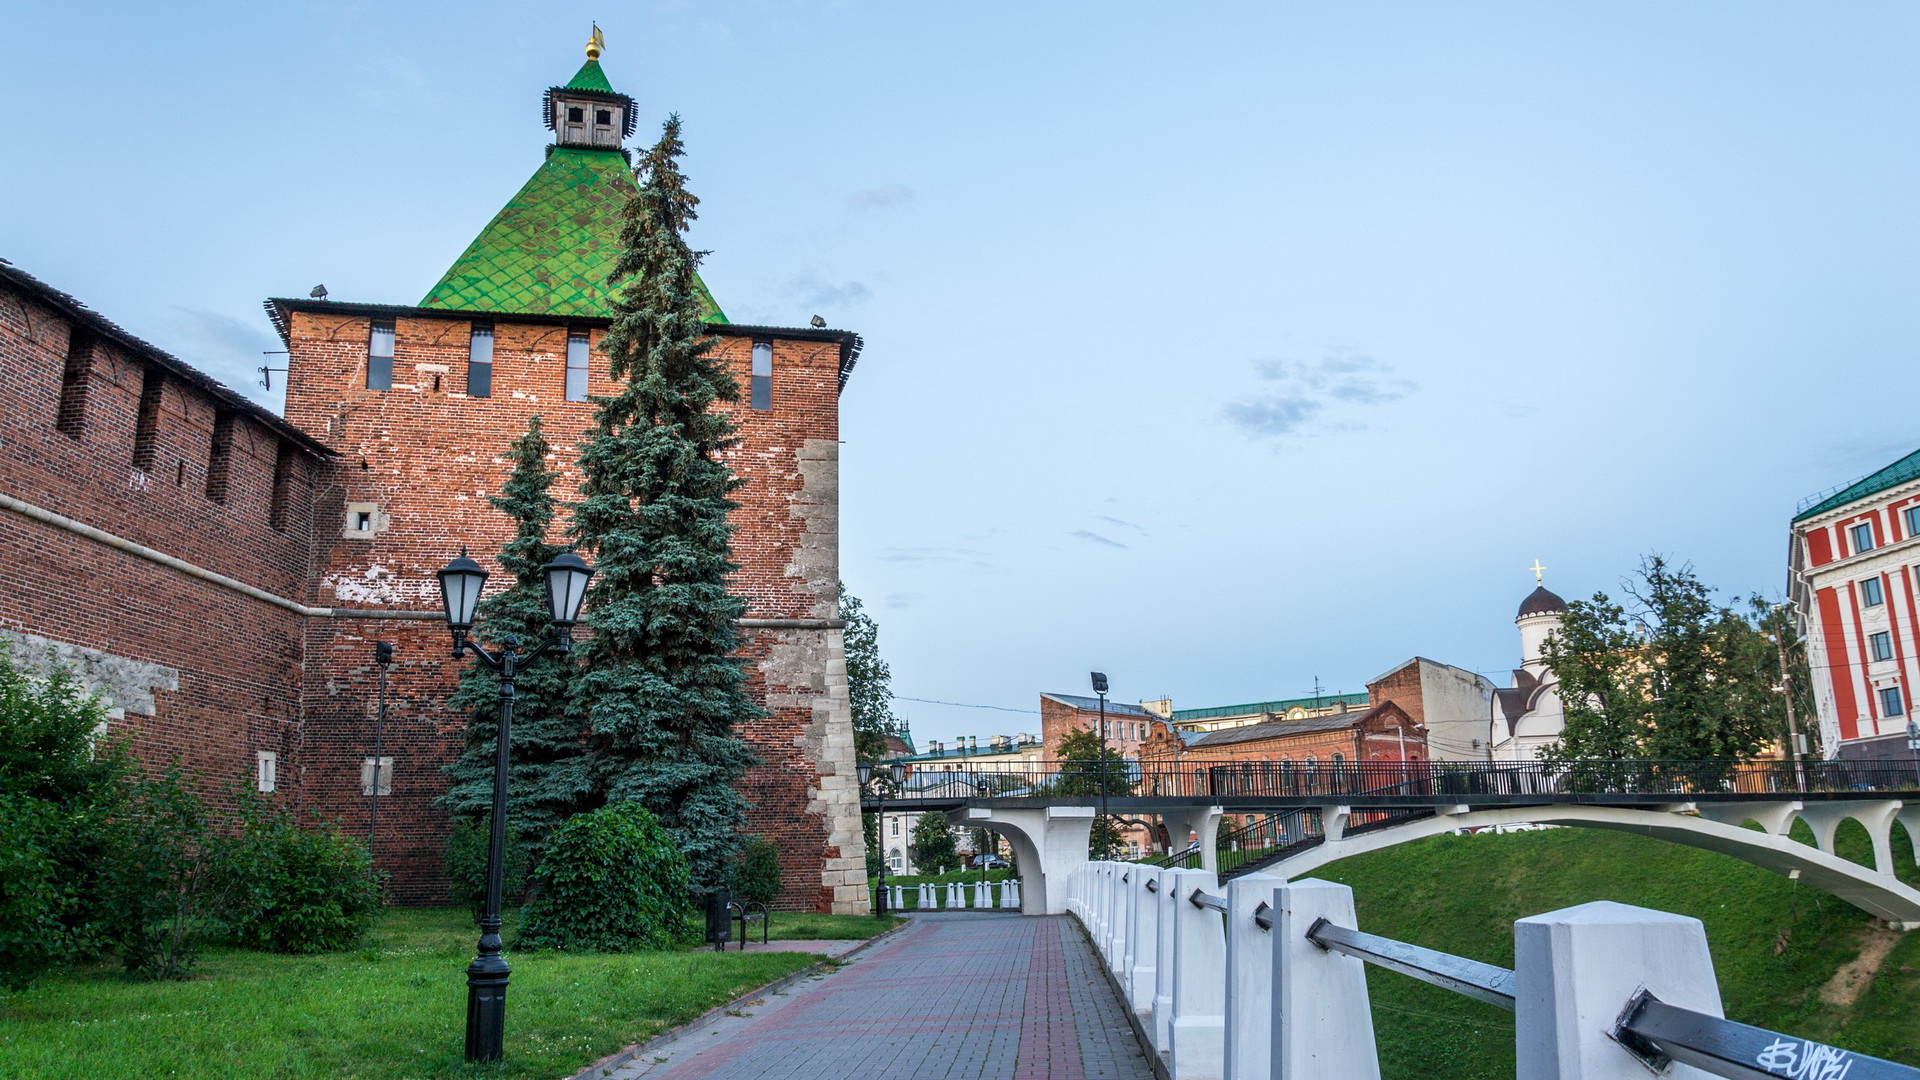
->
xmin=605 ymin=913 xmax=1154 ymax=1080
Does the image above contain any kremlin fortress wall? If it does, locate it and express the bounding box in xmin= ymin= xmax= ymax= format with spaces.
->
xmin=0 ymin=45 xmax=870 ymax=913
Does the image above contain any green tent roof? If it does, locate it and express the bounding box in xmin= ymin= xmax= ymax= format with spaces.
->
xmin=420 ymin=146 xmax=726 ymax=322
xmin=1794 ymin=447 xmax=1920 ymax=522
xmin=564 ymin=59 xmax=615 ymax=93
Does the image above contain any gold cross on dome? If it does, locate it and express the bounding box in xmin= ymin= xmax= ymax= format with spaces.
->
xmin=1530 ymin=560 xmax=1547 ymax=585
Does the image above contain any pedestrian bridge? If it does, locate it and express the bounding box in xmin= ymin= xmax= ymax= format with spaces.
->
xmin=859 ymin=759 xmax=1920 ymax=925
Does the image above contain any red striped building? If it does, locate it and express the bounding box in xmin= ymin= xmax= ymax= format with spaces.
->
xmin=1790 ymin=447 xmax=1920 ymax=760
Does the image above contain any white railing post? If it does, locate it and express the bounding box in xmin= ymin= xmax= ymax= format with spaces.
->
xmin=1009 ymin=877 xmax=1022 ymax=910
xmin=1221 ymin=873 xmax=1281 ymax=1080
xmin=1168 ymin=868 xmax=1227 ymax=1080
xmin=1127 ymin=866 xmax=1162 ymax=1020
xmin=947 ymin=881 xmax=961 ymax=908
xmin=1514 ymin=901 xmax=1723 ymax=1080
xmin=1153 ymin=861 xmax=1178 ymax=1050
xmin=919 ymin=883 xmax=933 ymax=909
xmin=1110 ymin=866 xmax=1135 ymax=978
xmin=1270 ymin=879 xmax=1379 ymax=1080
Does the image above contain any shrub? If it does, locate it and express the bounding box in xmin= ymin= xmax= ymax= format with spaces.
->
xmin=96 ymin=765 xmax=218 ymax=980
xmin=729 ymin=835 xmax=782 ymax=905
xmin=0 ymin=795 xmax=85 ymax=989
xmin=214 ymin=788 xmax=384 ymax=953
xmin=445 ymin=816 xmax=530 ymax=923
xmin=517 ymin=804 xmax=695 ymax=951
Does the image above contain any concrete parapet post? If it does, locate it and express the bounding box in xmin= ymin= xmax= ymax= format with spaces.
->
xmin=1168 ymin=868 xmax=1227 ymax=1080
xmin=1153 ymin=859 xmax=1179 ymax=1050
xmin=919 ymin=883 xmax=933 ymax=909
xmin=1221 ymin=873 xmax=1283 ymax=1080
xmin=1514 ymin=901 xmax=1723 ymax=1080
xmin=1128 ymin=866 xmax=1163 ymax=1018
xmin=1269 ymin=878 xmax=1379 ymax=1080
xmin=1008 ymin=878 xmax=1022 ymax=910
xmin=946 ymin=882 xmax=961 ymax=908
xmin=1110 ymin=866 xmax=1135 ymax=978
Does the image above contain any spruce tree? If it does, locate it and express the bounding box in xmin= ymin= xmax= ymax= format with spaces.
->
xmin=441 ymin=416 xmax=587 ymax=851
xmin=571 ymin=115 xmax=758 ymax=890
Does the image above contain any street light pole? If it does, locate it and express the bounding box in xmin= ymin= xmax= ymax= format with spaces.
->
xmin=1091 ymin=671 xmax=1109 ymax=861
xmin=435 ymin=547 xmax=594 ymax=1064
xmin=369 ymin=641 xmax=393 ymax=854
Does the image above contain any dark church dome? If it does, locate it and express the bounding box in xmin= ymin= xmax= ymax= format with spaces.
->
xmin=1517 ymin=585 xmax=1567 ymax=619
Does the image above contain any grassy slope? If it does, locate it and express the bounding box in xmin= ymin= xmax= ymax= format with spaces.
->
xmin=1308 ymin=822 xmax=1920 ymax=1080
xmin=0 ymin=908 xmax=847 ymax=1080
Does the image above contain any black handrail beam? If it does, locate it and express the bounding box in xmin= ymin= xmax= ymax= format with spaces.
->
xmin=1305 ymin=917 xmax=1517 ymax=1011
xmin=1613 ymin=990 xmax=1920 ymax=1080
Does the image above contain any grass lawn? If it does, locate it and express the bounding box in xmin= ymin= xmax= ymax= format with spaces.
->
xmin=1311 ymin=822 xmax=1920 ymax=1080
xmin=761 ymin=912 xmax=903 ymax=940
xmin=0 ymin=907 xmax=855 ymax=1080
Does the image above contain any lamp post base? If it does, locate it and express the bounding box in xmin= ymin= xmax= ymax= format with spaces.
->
xmin=465 ymin=954 xmax=510 ymax=1062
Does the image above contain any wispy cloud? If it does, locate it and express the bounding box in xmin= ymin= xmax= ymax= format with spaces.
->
xmin=783 ymin=268 xmax=873 ymax=310
xmin=1223 ymin=347 xmax=1416 ymax=439
xmin=875 ymin=544 xmax=997 ymax=570
xmin=1072 ymin=530 xmax=1127 ymax=549
xmin=847 ymin=184 xmax=914 ymax=212
xmin=165 ymin=308 xmax=279 ymax=395
xmin=1095 ymin=514 xmax=1146 ymax=534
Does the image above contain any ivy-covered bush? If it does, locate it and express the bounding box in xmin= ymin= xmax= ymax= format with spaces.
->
xmin=517 ymin=803 xmax=694 ymax=951
xmin=728 ymin=835 xmax=782 ymax=905
xmin=214 ymin=788 xmax=383 ymax=953
xmin=445 ymin=816 xmax=530 ymax=923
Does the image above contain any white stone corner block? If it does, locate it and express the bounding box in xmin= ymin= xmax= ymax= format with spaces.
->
xmin=1270 ymin=878 xmax=1379 ymax=1080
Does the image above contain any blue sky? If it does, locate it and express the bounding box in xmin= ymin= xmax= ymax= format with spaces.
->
xmin=4 ymin=3 xmax=1916 ymax=744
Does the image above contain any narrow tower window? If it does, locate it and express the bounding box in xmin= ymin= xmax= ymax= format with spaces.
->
xmin=131 ymin=368 xmax=165 ymax=471
xmin=1850 ymin=522 xmax=1876 ymax=555
xmin=1870 ymin=631 xmax=1894 ymax=662
xmin=56 ymin=330 xmax=94 ymax=437
xmin=269 ymin=442 xmax=295 ymax=531
xmin=367 ymin=321 xmax=395 ymax=391
xmin=750 ymin=341 xmax=772 ymax=411
xmin=565 ymin=332 xmax=590 ymax=402
xmin=205 ymin=410 xmax=235 ymax=504
xmin=1861 ymin=577 xmax=1884 ymax=607
xmin=467 ymin=323 xmax=494 ymax=398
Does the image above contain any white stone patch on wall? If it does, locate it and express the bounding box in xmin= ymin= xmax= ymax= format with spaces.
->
xmin=3 ymin=630 xmax=179 ymax=718
xmin=322 ymin=565 xmax=437 ymax=605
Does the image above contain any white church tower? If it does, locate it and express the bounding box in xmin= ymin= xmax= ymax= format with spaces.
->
xmin=1490 ymin=566 xmax=1569 ymax=761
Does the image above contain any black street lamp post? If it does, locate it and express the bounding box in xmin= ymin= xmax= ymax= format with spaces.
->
xmin=435 ymin=547 xmax=594 ymax=1064
xmin=1091 ymin=671 xmax=1110 ymax=860
xmin=860 ymin=760 xmax=907 ymax=914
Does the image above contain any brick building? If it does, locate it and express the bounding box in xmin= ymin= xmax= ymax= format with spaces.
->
xmin=1039 ymin=692 xmax=1167 ymax=757
xmin=1790 ymin=447 xmax=1920 ymax=761
xmin=1139 ymin=700 xmax=1424 ymax=767
xmin=0 ymin=38 xmax=869 ymax=913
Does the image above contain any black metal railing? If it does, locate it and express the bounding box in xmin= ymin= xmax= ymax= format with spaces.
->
xmin=872 ymin=758 xmax=1920 ymax=805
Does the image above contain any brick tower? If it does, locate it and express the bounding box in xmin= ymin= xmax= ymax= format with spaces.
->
xmin=268 ymin=31 xmax=870 ymax=912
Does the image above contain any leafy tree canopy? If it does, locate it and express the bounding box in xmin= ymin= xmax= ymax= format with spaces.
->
xmin=908 ymin=810 xmax=960 ymax=875
xmin=841 ymin=585 xmax=903 ymax=765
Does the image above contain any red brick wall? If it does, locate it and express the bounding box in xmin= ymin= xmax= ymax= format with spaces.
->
xmin=0 ymin=278 xmax=318 ymax=808
xmin=282 ymin=308 xmax=855 ymax=909
xmin=1367 ymin=662 xmax=1425 ymax=726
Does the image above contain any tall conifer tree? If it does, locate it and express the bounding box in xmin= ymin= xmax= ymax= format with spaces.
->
xmin=571 ymin=116 xmax=758 ymax=889
xmin=442 ymin=416 xmax=587 ymax=849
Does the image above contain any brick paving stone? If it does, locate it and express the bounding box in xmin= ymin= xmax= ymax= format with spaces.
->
xmin=604 ymin=913 xmax=1154 ymax=1080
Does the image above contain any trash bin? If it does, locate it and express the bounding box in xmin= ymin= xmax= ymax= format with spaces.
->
xmin=704 ymin=889 xmax=733 ymax=949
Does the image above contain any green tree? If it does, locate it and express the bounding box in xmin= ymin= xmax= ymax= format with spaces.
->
xmin=1543 ymin=556 xmax=1783 ymax=767
xmin=441 ymin=416 xmax=587 ymax=852
xmin=841 ymin=586 xmax=902 ymax=765
xmin=1049 ymin=727 xmax=1134 ymax=797
xmin=571 ymin=116 xmax=758 ymax=890
xmin=908 ymin=811 xmax=960 ymax=874
xmin=1749 ymin=596 xmax=1820 ymax=759
xmin=517 ymin=804 xmax=695 ymax=952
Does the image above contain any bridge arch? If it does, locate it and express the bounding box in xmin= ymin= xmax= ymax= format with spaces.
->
xmin=1271 ymin=803 xmax=1920 ymax=926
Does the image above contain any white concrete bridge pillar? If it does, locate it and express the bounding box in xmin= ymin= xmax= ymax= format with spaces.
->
xmin=952 ymin=804 xmax=1096 ymax=915
xmin=1159 ymin=805 xmax=1226 ymax=872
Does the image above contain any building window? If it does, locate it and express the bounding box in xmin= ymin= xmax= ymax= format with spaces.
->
xmin=256 ymin=750 xmax=277 ymax=793
xmin=1870 ymin=631 xmax=1895 ymax=662
xmin=1862 ymin=577 xmax=1885 ymax=607
xmin=565 ymin=332 xmax=590 ymax=402
xmin=56 ymin=330 xmax=94 ymax=437
xmin=204 ymin=410 xmax=235 ymax=504
xmin=568 ymin=106 xmax=583 ymax=123
xmin=367 ymin=321 xmax=395 ymax=391
xmin=1906 ymin=505 xmax=1920 ymax=540
xmin=361 ymin=756 xmax=394 ymax=797
xmin=467 ymin=323 xmax=493 ymax=398
xmin=891 ymin=818 xmax=900 ymax=836
xmin=1850 ymin=522 xmax=1876 ymax=555
xmin=131 ymin=368 xmax=164 ymax=471
xmin=1881 ymin=687 xmax=1906 ymax=718
xmin=750 ymin=341 xmax=772 ymax=410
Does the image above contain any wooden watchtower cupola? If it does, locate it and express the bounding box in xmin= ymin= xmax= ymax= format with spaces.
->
xmin=544 ymin=25 xmax=636 ymax=150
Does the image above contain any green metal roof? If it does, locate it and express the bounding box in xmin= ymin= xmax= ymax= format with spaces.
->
xmin=420 ymin=146 xmax=726 ymax=322
xmin=1172 ymin=692 xmax=1369 ymax=723
xmin=564 ymin=59 xmax=615 ymax=93
xmin=1794 ymin=447 xmax=1920 ymax=522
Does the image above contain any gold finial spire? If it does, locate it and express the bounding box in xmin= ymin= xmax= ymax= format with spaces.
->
xmin=586 ymin=23 xmax=604 ymax=60
xmin=1530 ymin=559 xmax=1547 ymax=585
